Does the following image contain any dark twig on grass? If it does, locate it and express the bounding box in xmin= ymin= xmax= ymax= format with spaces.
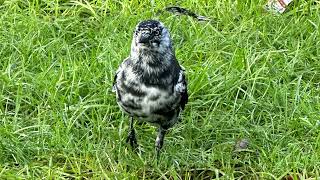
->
xmin=162 ymin=6 xmax=210 ymax=21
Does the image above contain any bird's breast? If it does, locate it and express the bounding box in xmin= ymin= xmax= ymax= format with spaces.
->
xmin=116 ymin=73 xmax=179 ymax=119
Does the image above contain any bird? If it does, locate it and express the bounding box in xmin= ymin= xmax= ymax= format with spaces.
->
xmin=112 ymin=19 xmax=188 ymax=156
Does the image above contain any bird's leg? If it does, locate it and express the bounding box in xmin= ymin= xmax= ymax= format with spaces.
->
xmin=126 ymin=116 xmax=138 ymax=149
xmin=155 ymin=127 xmax=167 ymax=158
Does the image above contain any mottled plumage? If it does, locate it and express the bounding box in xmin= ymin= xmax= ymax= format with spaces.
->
xmin=113 ymin=20 xmax=188 ymax=155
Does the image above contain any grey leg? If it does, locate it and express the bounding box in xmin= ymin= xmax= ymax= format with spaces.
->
xmin=126 ymin=116 xmax=138 ymax=149
xmin=155 ymin=127 xmax=166 ymax=158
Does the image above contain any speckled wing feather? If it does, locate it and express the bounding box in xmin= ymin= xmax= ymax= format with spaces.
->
xmin=112 ymin=72 xmax=118 ymax=93
xmin=112 ymin=58 xmax=127 ymax=93
xmin=175 ymin=66 xmax=188 ymax=110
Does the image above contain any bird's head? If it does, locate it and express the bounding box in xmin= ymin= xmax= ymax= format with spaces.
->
xmin=131 ymin=20 xmax=172 ymax=53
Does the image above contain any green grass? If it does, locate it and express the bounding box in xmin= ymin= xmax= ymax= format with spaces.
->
xmin=0 ymin=0 xmax=320 ymax=179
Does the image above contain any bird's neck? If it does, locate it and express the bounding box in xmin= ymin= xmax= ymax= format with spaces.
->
xmin=129 ymin=47 xmax=175 ymax=77
xmin=131 ymin=47 xmax=174 ymax=66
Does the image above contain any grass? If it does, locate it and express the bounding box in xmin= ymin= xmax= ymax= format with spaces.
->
xmin=0 ymin=0 xmax=320 ymax=179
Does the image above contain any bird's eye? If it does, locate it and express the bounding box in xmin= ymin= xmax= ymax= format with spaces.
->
xmin=154 ymin=30 xmax=160 ymax=36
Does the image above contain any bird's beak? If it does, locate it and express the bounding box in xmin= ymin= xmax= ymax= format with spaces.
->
xmin=138 ymin=33 xmax=153 ymax=44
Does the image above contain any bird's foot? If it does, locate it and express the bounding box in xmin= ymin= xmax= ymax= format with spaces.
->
xmin=155 ymin=136 xmax=164 ymax=160
xmin=126 ymin=130 xmax=138 ymax=150
xmin=155 ymin=147 xmax=161 ymax=160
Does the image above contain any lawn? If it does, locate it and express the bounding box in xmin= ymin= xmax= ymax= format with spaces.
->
xmin=0 ymin=0 xmax=320 ymax=179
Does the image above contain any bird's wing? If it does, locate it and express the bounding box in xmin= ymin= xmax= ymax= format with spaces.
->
xmin=112 ymin=70 xmax=118 ymax=92
xmin=112 ymin=57 xmax=130 ymax=92
xmin=174 ymin=66 xmax=188 ymax=110
xmin=112 ymin=64 xmax=123 ymax=93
